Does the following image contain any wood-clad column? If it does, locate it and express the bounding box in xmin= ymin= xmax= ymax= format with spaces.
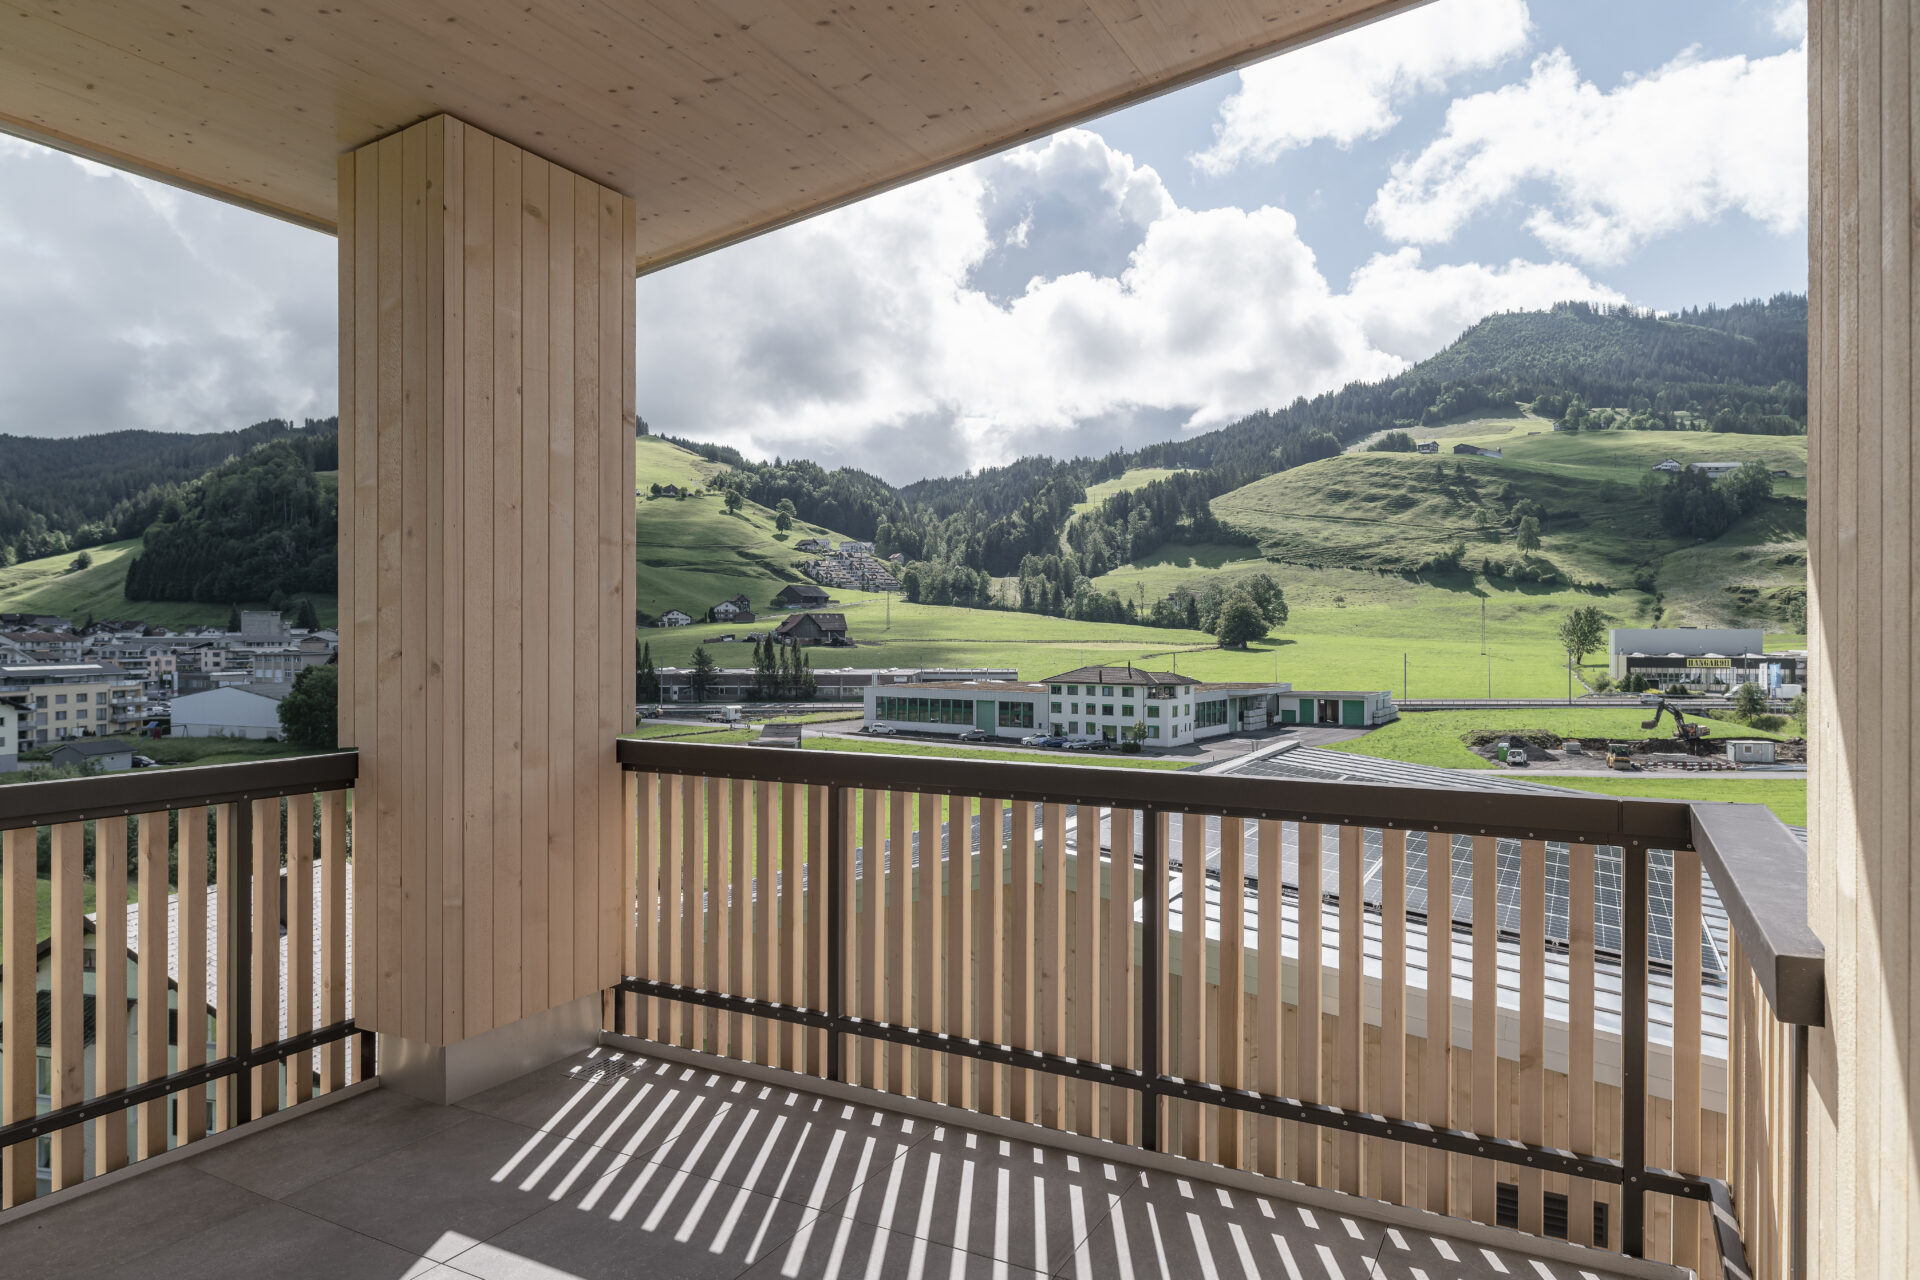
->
xmin=339 ymin=115 xmax=636 ymax=1049
xmin=1803 ymin=2 xmax=1915 ymax=1277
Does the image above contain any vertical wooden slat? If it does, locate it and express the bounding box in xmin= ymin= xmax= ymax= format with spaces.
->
xmin=1150 ymin=809 xmax=1171 ymax=1149
xmin=1217 ymin=816 xmax=1246 ymax=1169
xmin=1038 ymin=802 xmax=1066 ymax=1130
xmin=422 ymin=115 xmax=448 ymax=1048
xmin=213 ymin=806 xmax=237 ymax=1130
xmin=490 ymin=135 xmax=525 ymax=1033
xmin=657 ymin=774 xmax=684 ymax=1046
xmin=915 ymin=792 xmax=941 ymax=1100
xmin=729 ymin=778 xmax=748 ymax=1055
xmin=252 ymin=799 xmax=281 ymax=1118
xmin=319 ymin=792 xmax=348 ymax=1092
xmin=680 ymin=771 xmax=699 ymax=1050
xmin=177 ymin=807 xmax=209 ymax=1138
xmin=1672 ymin=848 xmax=1704 ymax=1270
xmin=705 ymin=776 xmax=726 ymax=1054
xmin=287 ymin=796 xmax=315 ymax=1106
xmin=947 ymin=796 xmax=977 ymax=1110
xmin=1296 ymin=822 xmax=1322 ymax=1185
xmin=374 ymin=131 xmax=406 ymax=1043
xmin=1380 ymin=828 xmax=1408 ymax=1204
xmin=400 ymin=120 xmax=429 ymax=1046
xmin=1179 ymin=811 xmax=1207 ymax=1160
xmin=1470 ymin=835 xmax=1498 ymax=1224
xmin=978 ymin=797 xmax=1005 ymax=1115
xmin=1009 ymin=800 xmax=1036 ymax=1121
xmin=1106 ymin=807 xmax=1135 ymax=1145
xmin=1518 ymin=839 xmax=1547 ymax=1235
xmin=350 ymin=141 xmax=380 ymax=1036
xmin=886 ymin=789 xmax=910 ymax=1093
xmin=435 ymin=118 xmax=466 ymax=1044
xmin=595 ymin=182 xmax=627 ymax=998
xmin=1255 ymin=819 xmax=1283 ymax=1176
xmin=543 ymin=158 xmax=573 ymax=1019
xmin=95 ymin=818 xmax=130 ymax=1174
xmin=569 ymin=168 xmax=601 ymax=1006
xmin=753 ymin=779 xmax=774 ymax=1065
xmin=1 ymin=828 xmax=35 ymax=1206
xmin=1425 ymin=832 xmax=1453 ymax=1214
xmin=1337 ymin=824 xmax=1362 ymax=1193
xmin=137 ymin=812 xmax=170 ymax=1156
xmin=50 ymin=821 xmax=84 ymax=1188
xmin=1071 ymin=803 xmax=1099 ymax=1135
xmin=1568 ymin=842 xmax=1596 ymax=1245
xmin=460 ymin=124 xmax=495 ymax=1037
xmin=779 ymin=782 xmax=801 ymax=1070
xmin=806 ymin=785 xmax=829 ymax=1078
xmin=519 ymin=150 xmax=552 ymax=1027
xmin=858 ymin=787 xmax=882 ymax=1088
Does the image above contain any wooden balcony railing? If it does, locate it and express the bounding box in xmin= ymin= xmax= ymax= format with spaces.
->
xmin=0 ymin=753 xmax=369 ymax=1209
xmin=611 ymin=738 xmax=1825 ymax=1280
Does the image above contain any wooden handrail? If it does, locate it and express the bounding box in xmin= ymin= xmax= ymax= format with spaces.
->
xmin=0 ymin=750 xmax=357 ymax=831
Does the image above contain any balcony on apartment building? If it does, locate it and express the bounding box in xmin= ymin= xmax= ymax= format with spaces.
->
xmin=0 ymin=743 xmax=1815 ymax=1278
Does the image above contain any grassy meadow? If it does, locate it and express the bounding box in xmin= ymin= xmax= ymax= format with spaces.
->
xmin=0 ymin=537 xmax=336 ymax=629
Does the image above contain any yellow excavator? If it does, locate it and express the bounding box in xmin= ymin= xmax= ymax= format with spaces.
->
xmin=1640 ymin=696 xmax=1713 ymax=756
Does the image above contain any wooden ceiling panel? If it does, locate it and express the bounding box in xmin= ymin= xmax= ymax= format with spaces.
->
xmin=0 ymin=0 xmax=1421 ymax=271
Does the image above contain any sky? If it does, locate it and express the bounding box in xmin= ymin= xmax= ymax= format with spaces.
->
xmin=0 ymin=0 xmax=1809 ymax=485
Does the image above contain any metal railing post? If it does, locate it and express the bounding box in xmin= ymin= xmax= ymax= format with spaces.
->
xmin=1140 ymin=806 xmax=1162 ymax=1153
xmin=826 ymin=783 xmax=846 ymax=1085
xmin=1621 ymin=841 xmax=1648 ymax=1256
xmin=231 ymin=798 xmax=254 ymax=1127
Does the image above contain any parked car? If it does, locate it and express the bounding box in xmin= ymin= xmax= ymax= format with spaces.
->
xmin=957 ymin=729 xmax=991 ymax=742
xmin=865 ymin=723 xmax=897 ymax=735
xmin=1036 ymin=735 xmax=1068 ymax=748
xmin=1639 ymin=691 xmax=1664 ymax=704
xmin=1018 ymin=733 xmax=1052 ymax=746
xmin=132 ymin=755 xmax=157 ymax=769
xmin=1063 ymin=736 xmax=1103 ymax=751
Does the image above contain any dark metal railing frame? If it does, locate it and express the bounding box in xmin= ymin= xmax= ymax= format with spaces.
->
xmin=614 ymin=738 xmax=1808 ymax=1274
xmin=0 ymin=752 xmax=373 ymax=1161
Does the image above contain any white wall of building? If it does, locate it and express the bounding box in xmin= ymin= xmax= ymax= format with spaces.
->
xmin=170 ymin=686 xmax=283 ymax=739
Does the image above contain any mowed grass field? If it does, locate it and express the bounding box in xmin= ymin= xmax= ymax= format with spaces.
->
xmin=1544 ymin=777 xmax=1807 ymax=828
xmin=1325 ymin=707 xmax=1800 ymax=771
xmin=1071 ymin=467 xmax=1189 ymax=517
xmin=0 ymin=537 xmax=337 ymax=629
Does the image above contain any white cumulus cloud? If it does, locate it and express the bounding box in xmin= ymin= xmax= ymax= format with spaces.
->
xmin=1369 ymin=43 xmax=1807 ymax=264
xmin=1191 ymin=0 xmax=1533 ymax=174
xmin=638 ymin=129 xmax=1621 ymax=481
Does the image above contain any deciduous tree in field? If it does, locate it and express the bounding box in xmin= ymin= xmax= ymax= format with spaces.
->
xmin=278 ymin=664 xmax=338 ymax=750
xmin=1215 ymin=594 xmax=1267 ymax=649
xmin=1556 ymin=605 xmax=1608 ymax=666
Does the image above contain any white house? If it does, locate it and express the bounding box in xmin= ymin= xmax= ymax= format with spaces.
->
xmin=1652 ymin=458 xmax=1683 ymax=472
xmin=1688 ymin=461 xmax=1743 ymax=478
xmin=170 ymin=683 xmax=287 ymax=739
xmin=0 ymin=698 xmax=17 ymax=771
xmin=656 ymin=609 xmax=693 ymax=628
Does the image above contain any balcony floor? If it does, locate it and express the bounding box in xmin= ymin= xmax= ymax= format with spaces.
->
xmin=0 ymin=1047 xmax=1678 ymax=1280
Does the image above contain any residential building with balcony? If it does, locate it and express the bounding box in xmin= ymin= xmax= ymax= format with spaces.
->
xmin=0 ymin=663 xmax=141 ymax=744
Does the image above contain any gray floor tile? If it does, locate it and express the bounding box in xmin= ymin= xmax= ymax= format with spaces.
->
xmin=830 ymin=1122 xmax=1140 ymax=1275
xmin=283 ymin=1112 xmax=562 ymax=1261
xmin=190 ymin=1087 xmax=471 ymax=1200
xmin=89 ymin=1199 xmax=426 ymax=1280
xmin=739 ymin=1215 xmax=1048 ymax=1280
xmin=0 ymin=1163 xmax=266 ymax=1277
xmin=450 ymin=1167 xmax=821 ymax=1280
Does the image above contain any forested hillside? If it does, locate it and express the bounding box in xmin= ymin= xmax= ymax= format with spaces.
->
xmin=0 ymin=417 xmax=337 ymax=566
xmin=122 ymin=436 xmax=338 ymax=605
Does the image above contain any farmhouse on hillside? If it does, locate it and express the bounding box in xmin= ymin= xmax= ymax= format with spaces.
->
xmin=1415 ymin=440 xmax=1439 ymax=454
xmin=1688 ymin=461 xmax=1743 ymax=478
xmin=1652 ymin=458 xmax=1684 ymax=472
xmin=708 ymin=594 xmax=754 ymax=623
xmin=772 ymin=612 xmax=849 ymax=647
xmin=1452 ymin=444 xmax=1502 ymax=458
xmin=771 ymin=583 xmax=831 ymax=609
xmin=656 ymin=609 xmax=693 ymax=628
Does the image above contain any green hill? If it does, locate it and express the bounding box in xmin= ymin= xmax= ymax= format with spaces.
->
xmin=633 ymin=437 xmax=865 ymax=619
xmin=0 ymin=538 xmax=336 ymax=629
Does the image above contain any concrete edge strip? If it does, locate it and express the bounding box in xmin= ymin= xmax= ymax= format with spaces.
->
xmin=0 ymin=1078 xmax=380 ymax=1228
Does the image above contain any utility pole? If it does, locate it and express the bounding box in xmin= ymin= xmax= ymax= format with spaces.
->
xmin=1402 ymin=652 xmax=1407 ymax=701
xmin=1481 ymin=597 xmax=1486 ymax=654
xmin=1566 ymin=649 xmax=1574 ymax=705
